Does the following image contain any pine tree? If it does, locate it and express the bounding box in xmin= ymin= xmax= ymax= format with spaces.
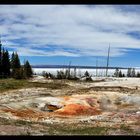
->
xmin=48 ymin=73 xmax=55 ymax=79
xmin=11 ymin=52 xmax=21 ymax=79
xmin=114 ymin=68 xmax=119 ymax=77
xmin=23 ymin=60 xmax=33 ymax=78
xmin=2 ymin=50 xmax=10 ymax=77
xmin=84 ymin=71 xmax=90 ymax=77
xmin=1 ymin=48 xmax=5 ymax=78
xmin=127 ymin=68 xmax=132 ymax=77
xmin=84 ymin=71 xmax=92 ymax=81
xmin=14 ymin=52 xmax=21 ymax=69
xmin=0 ymin=38 xmax=10 ymax=78
xmin=65 ymin=69 xmax=70 ymax=79
xmin=119 ymin=70 xmax=122 ymax=77
xmin=132 ymin=68 xmax=136 ymax=77
xmin=137 ymin=72 xmax=140 ymax=77
xmin=57 ymin=70 xmax=63 ymax=79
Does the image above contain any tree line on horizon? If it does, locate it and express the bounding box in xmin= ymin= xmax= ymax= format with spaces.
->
xmin=42 ymin=67 xmax=140 ymax=80
xmin=114 ymin=68 xmax=140 ymax=77
xmin=42 ymin=69 xmax=93 ymax=81
xmin=0 ymin=44 xmax=33 ymax=79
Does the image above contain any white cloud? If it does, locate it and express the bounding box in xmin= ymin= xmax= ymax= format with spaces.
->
xmin=12 ymin=47 xmax=80 ymax=57
xmin=1 ymin=5 xmax=140 ymax=57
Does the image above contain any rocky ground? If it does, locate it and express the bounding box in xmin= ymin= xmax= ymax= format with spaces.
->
xmin=0 ymin=76 xmax=140 ymax=135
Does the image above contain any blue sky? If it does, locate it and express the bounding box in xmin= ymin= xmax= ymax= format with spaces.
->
xmin=1 ymin=5 xmax=140 ymax=67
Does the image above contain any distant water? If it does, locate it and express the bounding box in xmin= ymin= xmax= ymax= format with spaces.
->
xmin=33 ymin=68 xmax=140 ymax=76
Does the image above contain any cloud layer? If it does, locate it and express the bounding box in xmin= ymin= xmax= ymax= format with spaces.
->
xmin=0 ymin=5 xmax=140 ymax=57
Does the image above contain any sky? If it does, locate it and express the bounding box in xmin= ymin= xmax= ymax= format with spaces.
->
xmin=1 ymin=5 xmax=140 ymax=67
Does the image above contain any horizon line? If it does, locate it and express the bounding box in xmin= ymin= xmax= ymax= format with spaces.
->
xmin=30 ymin=64 xmax=131 ymax=69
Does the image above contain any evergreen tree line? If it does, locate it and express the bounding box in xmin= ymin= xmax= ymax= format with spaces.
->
xmin=0 ymin=45 xmax=33 ymax=79
xmin=126 ymin=68 xmax=140 ymax=77
xmin=42 ymin=70 xmax=92 ymax=81
xmin=42 ymin=69 xmax=78 ymax=80
xmin=42 ymin=68 xmax=140 ymax=80
xmin=114 ymin=68 xmax=125 ymax=77
xmin=114 ymin=68 xmax=140 ymax=77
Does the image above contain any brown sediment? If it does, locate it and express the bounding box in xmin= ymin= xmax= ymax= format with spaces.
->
xmin=1 ymin=108 xmax=48 ymax=121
